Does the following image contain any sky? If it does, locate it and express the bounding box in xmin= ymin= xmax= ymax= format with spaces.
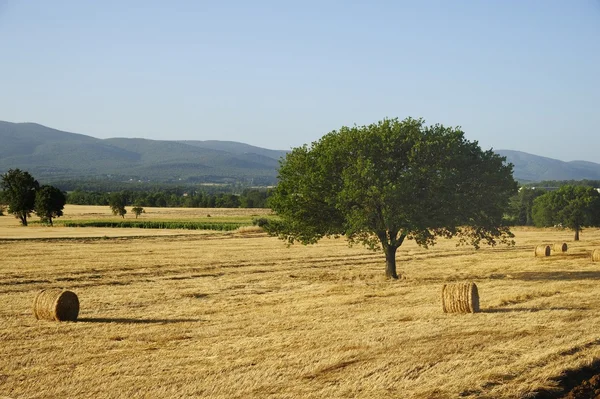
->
xmin=0 ymin=1 xmax=599 ymax=161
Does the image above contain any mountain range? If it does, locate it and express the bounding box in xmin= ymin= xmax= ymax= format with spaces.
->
xmin=494 ymin=150 xmax=600 ymax=183
xmin=0 ymin=121 xmax=287 ymax=185
xmin=1 ymin=121 xmax=599 ymax=185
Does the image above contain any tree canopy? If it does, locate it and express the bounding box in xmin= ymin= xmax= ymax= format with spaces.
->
xmin=66 ymin=188 xmax=270 ymax=209
xmin=532 ymin=185 xmax=600 ymax=240
xmin=1 ymin=169 xmax=40 ymax=226
xmin=268 ymin=117 xmax=518 ymax=279
xmin=34 ymin=185 xmax=67 ymax=225
xmin=131 ymin=205 xmax=145 ymax=218
xmin=508 ymin=187 xmax=547 ymax=226
xmin=109 ymin=192 xmax=128 ymax=218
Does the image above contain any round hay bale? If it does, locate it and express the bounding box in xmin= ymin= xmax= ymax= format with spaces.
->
xmin=441 ymin=282 xmax=479 ymax=313
xmin=535 ymin=245 xmax=551 ymax=257
xmin=592 ymin=249 xmax=600 ymax=262
xmin=33 ymin=289 xmax=79 ymax=321
xmin=552 ymin=242 xmax=568 ymax=253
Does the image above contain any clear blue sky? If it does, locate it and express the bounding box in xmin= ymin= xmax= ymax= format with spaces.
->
xmin=1 ymin=1 xmax=599 ymax=161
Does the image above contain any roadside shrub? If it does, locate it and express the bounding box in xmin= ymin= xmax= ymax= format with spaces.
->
xmin=252 ymin=217 xmax=270 ymax=228
xmin=235 ymin=226 xmax=263 ymax=234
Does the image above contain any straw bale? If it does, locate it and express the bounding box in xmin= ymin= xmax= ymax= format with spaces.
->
xmin=441 ymin=282 xmax=479 ymax=313
xmin=552 ymin=242 xmax=568 ymax=253
xmin=592 ymin=249 xmax=600 ymax=262
xmin=535 ymin=245 xmax=551 ymax=257
xmin=33 ymin=289 xmax=79 ymax=321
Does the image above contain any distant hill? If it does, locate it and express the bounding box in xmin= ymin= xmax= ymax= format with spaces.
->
xmin=2 ymin=121 xmax=600 ymax=186
xmin=179 ymin=140 xmax=288 ymax=161
xmin=0 ymin=121 xmax=284 ymax=185
xmin=496 ymin=150 xmax=600 ymax=183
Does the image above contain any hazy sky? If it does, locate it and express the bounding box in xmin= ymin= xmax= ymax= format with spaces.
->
xmin=1 ymin=1 xmax=599 ymax=161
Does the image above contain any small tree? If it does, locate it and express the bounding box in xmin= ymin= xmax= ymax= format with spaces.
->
xmin=34 ymin=185 xmax=67 ymax=225
xmin=109 ymin=192 xmax=127 ymax=218
xmin=269 ymin=117 xmax=517 ymax=279
xmin=131 ymin=205 xmax=145 ymax=219
xmin=0 ymin=169 xmax=39 ymax=226
xmin=532 ymin=185 xmax=600 ymax=241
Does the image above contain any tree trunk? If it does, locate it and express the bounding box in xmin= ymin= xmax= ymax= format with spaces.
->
xmin=574 ymin=226 xmax=580 ymax=241
xmin=20 ymin=214 xmax=27 ymax=226
xmin=385 ymin=245 xmax=399 ymax=279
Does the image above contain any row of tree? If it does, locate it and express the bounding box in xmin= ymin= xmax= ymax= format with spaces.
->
xmin=50 ymin=176 xmax=277 ymax=192
xmin=67 ymin=188 xmax=270 ymax=208
xmin=0 ymin=169 xmax=66 ymax=225
xmin=530 ymin=185 xmax=600 ymax=240
xmin=0 ymin=169 xmax=270 ymax=223
xmin=508 ymin=185 xmax=600 ymax=240
xmin=2 ymin=167 xmax=599 ymax=239
xmin=107 ymin=192 xmax=143 ymax=218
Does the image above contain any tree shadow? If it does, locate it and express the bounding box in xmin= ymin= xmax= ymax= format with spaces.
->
xmin=482 ymin=306 xmax=591 ymax=313
xmin=513 ymin=271 xmax=600 ymax=281
xmin=77 ymin=317 xmax=202 ymax=324
xmin=537 ymin=252 xmax=592 ymax=260
xmin=533 ymin=355 xmax=600 ymax=398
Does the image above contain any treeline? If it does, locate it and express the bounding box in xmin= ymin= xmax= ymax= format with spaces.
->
xmin=506 ymin=182 xmax=600 ymax=226
xmin=67 ymin=188 xmax=272 ymax=208
xmin=1 ymin=169 xmax=66 ymax=226
xmin=506 ymin=187 xmax=547 ymax=226
xmin=51 ymin=179 xmax=251 ymax=194
xmin=523 ymin=179 xmax=600 ymax=188
xmin=4 ymin=170 xmax=600 ymax=225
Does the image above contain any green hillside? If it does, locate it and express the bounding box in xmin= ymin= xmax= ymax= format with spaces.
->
xmin=0 ymin=121 xmax=281 ymax=184
xmin=179 ymin=140 xmax=288 ymax=161
xmin=496 ymin=150 xmax=600 ymax=182
xmin=2 ymin=121 xmax=600 ymax=185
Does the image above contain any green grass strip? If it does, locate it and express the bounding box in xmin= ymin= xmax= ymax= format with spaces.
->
xmin=47 ymin=220 xmax=247 ymax=231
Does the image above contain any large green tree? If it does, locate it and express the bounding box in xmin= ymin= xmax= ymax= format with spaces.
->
xmin=532 ymin=185 xmax=600 ymax=241
xmin=1 ymin=169 xmax=40 ymax=226
xmin=34 ymin=185 xmax=67 ymax=225
xmin=268 ymin=117 xmax=517 ymax=279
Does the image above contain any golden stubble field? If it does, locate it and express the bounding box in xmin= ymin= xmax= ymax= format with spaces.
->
xmin=2 ymin=206 xmax=600 ymax=398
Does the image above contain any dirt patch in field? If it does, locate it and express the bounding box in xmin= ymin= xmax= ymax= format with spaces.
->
xmin=536 ymin=360 xmax=600 ymax=398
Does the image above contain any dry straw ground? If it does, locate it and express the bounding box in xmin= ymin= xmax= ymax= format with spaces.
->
xmin=2 ymin=206 xmax=600 ymax=398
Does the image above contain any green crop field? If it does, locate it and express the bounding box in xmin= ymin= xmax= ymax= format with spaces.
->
xmin=37 ymin=219 xmax=250 ymax=231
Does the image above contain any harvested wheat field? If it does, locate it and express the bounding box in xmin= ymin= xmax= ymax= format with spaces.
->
xmin=0 ymin=205 xmax=270 ymax=240
xmin=2 ymin=207 xmax=600 ymax=398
